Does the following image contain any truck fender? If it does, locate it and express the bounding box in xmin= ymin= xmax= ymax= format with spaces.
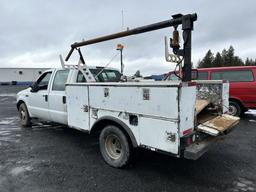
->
xmin=17 ymin=100 xmax=33 ymax=118
xmin=17 ymin=100 xmax=25 ymax=110
xmin=229 ymin=97 xmax=244 ymax=108
xmin=91 ymin=116 xmax=138 ymax=147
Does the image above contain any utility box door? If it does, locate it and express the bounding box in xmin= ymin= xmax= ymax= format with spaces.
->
xmin=139 ymin=118 xmax=179 ymax=154
xmin=66 ymin=85 xmax=90 ymax=130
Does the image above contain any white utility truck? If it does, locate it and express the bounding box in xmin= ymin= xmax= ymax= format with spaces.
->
xmin=17 ymin=13 xmax=239 ymax=168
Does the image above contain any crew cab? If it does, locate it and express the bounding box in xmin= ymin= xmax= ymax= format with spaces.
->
xmin=17 ymin=65 xmax=240 ymax=168
xmin=17 ymin=66 xmax=121 ymax=125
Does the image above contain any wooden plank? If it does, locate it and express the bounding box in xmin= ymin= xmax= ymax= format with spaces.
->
xmin=199 ymin=114 xmax=240 ymax=132
xmin=197 ymin=125 xmax=220 ymax=136
xmin=197 ymin=113 xmax=217 ymax=124
xmin=195 ymin=99 xmax=210 ymax=114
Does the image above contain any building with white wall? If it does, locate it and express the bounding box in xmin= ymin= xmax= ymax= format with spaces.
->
xmin=0 ymin=68 xmax=50 ymax=85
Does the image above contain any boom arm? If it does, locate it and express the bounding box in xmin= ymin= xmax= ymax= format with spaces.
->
xmin=65 ymin=13 xmax=197 ymax=81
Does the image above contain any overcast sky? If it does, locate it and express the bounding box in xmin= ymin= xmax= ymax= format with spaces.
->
xmin=1 ymin=0 xmax=256 ymax=75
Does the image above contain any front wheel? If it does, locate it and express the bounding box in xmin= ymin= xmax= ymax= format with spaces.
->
xmin=228 ymin=101 xmax=242 ymax=117
xmin=99 ymin=125 xmax=132 ymax=168
xmin=19 ymin=103 xmax=31 ymax=127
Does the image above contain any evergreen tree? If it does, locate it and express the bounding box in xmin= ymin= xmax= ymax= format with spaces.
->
xmin=233 ymin=56 xmax=244 ymax=66
xmin=245 ymin=58 xmax=250 ymax=66
xmin=212 ymin=52 xmax=222 ymax=67
xmin=221 ymin=48 xmax=228 ymax=66
xmin=197 ymin=59 xmax=201 ymax=68
xmin=226 ymin=46 xmax=235 ymax=66
xmin=245 ymin=58 xmax=256 ymax=66
xmin=198 ymin=50 xmax=214 ymax=68
xmin=249 ymin=58 xmax=254 ymax=66
xmin=197 ymin=45 xmax=255 ymax=68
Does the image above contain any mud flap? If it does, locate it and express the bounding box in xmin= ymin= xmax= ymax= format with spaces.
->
xmin=197 ymin=114 xmax=240 ymax=136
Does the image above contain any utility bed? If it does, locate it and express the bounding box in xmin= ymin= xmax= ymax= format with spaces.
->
xmin=65 ymin=80 xmax=239 ymax=161
xmin=66 ymin=81 xmax=196 ymax=155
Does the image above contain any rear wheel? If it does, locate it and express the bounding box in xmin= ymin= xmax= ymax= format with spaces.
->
xmin=19 ymin=103 xmax=31 ymax=127
xmin=99 ymin=125 xmax=132 ymax=168
xmin=228 ymin=101 xmax=242 ymax=117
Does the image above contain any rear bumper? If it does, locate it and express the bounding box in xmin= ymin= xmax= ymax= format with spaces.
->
xmin=184 ymin=118 xmax=239 ymax=160
xmin=183 ymin=137 xmax=218 ymax=160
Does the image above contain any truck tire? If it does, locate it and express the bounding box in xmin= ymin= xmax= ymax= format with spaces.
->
xmin=229 ymin=101 xmax=241 ymax=117
xmin=19 ymin=103 xmax=31 ymax=127
xmin=99 ymin=125 xmax=132 ymax=168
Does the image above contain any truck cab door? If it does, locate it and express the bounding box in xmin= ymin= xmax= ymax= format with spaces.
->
xmin=27 ymin=71 xmax=52 ymax=120
xmin=48 ymin=69 xmax=69 ymax=124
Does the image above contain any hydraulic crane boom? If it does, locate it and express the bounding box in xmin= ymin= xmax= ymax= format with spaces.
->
xmin=65 ymin=13 xmax=197 ymax=81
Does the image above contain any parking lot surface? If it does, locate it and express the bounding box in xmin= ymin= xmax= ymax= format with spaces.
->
xmin=0 ymin=86 xmax=256 ymax=192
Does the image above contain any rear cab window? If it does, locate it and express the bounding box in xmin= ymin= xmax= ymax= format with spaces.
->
xmin=211 ymin=70 xmax=254 ymax=82
xmin=76 ymin=68 xmax=121 ymax=83
xmin=90 ymin=69 xmax=121 ymax=82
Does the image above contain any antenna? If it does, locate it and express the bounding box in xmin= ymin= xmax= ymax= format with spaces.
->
xmin=119 ymin=9 xmax=125 ymax=74
xmin=121 ymin=9 xmax=124 ymax=30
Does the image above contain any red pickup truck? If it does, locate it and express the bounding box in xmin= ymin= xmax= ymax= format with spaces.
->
xmin=165 ymin=66 xmax=256 ymax=116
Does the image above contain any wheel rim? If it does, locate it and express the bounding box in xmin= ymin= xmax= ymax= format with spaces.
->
xmin=228 ymin=104 xmax=237 ymax=116
xmin=20 ymin=108 xmax=26 ymax=121
xmin=105 ymin=134 xmax=122 ymax=160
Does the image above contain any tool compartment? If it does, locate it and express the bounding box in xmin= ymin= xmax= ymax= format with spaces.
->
xmin=195 ymin=80 xmax=239 ymax=136
xmin=183 ymin=80 xmax=240 ymax=160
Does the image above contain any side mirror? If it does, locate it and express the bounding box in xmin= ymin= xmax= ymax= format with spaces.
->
xmin=30 ymin=82 xmax=40 ymax=92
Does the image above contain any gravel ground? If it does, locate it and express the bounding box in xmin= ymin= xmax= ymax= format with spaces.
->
xmin=0 ymin=85 xmax=255 ymax=192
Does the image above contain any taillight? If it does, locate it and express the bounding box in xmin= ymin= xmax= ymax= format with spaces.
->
xmin=183 ymin=128 xmax=193 ymax=136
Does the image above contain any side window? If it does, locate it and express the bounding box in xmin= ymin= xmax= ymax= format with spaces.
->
xmin=222 ymin=70 xmax=253 ymax=82
xmin=211 ymin=70 xmax=254 ymax=82
xmin=77 ymin=71 xmax=86 ymax=83
xmin=37 ymin=72 xmax=52 ymax=90
xmin=211 ymin=72 xmax=222 ymax=80
xmin=197 ymin=72 xmax=208 ymax=80
xmin=52 ymin=70 xmax=69 ymax=91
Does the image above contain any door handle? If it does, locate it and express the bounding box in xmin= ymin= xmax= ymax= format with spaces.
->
xmin=62 ymin=96 xmax=66 ymax=104
xmin=43 ymin=94 xmax=48 ymax=102
xmin=81 ymin=105 xmax=89 ymax=112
